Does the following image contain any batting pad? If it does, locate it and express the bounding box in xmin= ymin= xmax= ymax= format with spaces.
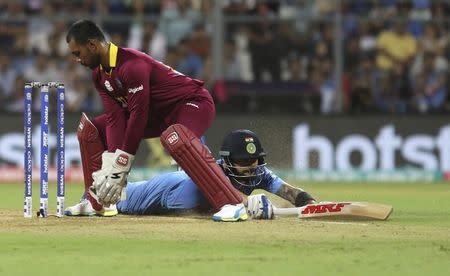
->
xmin=161 ymin=124 xmax=243 ymax=211
xmin=77 ymin=112 xmax=105 ymax=211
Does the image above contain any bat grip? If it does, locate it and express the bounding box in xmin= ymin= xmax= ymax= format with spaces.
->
xmin=273 ymin=207 xmax=301 ymax=217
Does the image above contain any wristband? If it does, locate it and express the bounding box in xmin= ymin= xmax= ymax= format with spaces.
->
xmin=295 ymin=191 xmax=315 ymax=207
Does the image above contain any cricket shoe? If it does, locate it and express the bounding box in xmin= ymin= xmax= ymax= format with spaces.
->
xmin=64 ymin=198 xmax=95 ymax=216
xmin=94 ymin=204 xmax=118 ymax=217
xmin=87 ymin=188 xmax=119 ymax=217
xmin=64 ymin=196 xmax=118 ymax=217
xmin=212 ymin=203 xmax=248 ymax=222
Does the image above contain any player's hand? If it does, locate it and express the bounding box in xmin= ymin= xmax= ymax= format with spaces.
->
xmin=92 ymin=151 xmax=115 ymax=192
xmin=246 ymin=193 xmax=274 ymax=220
xmin=97 ymin=149 xmax=134 ymax=205
xmin=88 ymin=151 xmax=115 ymax=206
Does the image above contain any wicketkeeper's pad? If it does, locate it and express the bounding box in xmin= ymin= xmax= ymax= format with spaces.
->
xmin=161 ymin=124 xmax=243 ymax=211
xmin=77 ymin=112 xmax=105 ymax=211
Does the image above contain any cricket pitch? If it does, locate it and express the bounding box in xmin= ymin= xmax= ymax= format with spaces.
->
xmin=0 ymin=182 xmax=449 ymax=276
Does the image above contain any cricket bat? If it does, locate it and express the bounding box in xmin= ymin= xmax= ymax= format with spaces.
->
xmin=273 ymin=202 xmax=393 ymax=220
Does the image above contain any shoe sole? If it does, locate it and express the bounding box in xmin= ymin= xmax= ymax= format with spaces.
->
xmin=95 ymin=209 xmax=118 ymax=217
xmin=212 ymin=213 xmax=248 ymax=222
xmin=64 ymin=210 xmax=95 ymax=216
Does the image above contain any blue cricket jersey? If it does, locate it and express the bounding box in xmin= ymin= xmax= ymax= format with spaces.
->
xmin=117 ymin=163 xmax=285 ymax=215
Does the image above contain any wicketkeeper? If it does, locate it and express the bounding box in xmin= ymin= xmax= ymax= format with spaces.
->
xmin=66 ymin=20 xmax=216 ymax=215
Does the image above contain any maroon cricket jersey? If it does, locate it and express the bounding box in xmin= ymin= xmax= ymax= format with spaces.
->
xmin=92 ymin=43 xmax=211 ymax=154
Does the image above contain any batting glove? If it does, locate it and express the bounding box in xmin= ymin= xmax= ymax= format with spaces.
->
xmin=97 ymin=149 xmax=134 ymax=205
xmin=246 ymin=193 xmax=274 ymax=220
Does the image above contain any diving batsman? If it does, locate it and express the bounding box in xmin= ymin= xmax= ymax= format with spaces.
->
xmin=67 ymin=127 xmax=316 ymax=221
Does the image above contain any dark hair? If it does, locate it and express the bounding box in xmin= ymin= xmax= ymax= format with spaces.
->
xmin=66 ymin=19 xmax=106 ymax=44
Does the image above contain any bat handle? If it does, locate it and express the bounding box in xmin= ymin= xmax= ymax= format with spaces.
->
xmin=273 ymin=207 xmax=302 ymax=217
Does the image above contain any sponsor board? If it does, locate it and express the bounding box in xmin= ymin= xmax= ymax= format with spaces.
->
xmin=0 ymin=166 xmax=83 ymax=183
xmin=0 ymin=127 xmax=80 ymax=167
xmin=293 ymin=124 xmax=450 ymax=172
xmin=275 ymin=169 xmax=444 ymax=182
xmin=0 ymin=166 xmax=446 ymax=184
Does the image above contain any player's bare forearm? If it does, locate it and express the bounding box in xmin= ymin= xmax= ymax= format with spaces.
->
xmin=275 ymin=183 xmax=315 ymax=207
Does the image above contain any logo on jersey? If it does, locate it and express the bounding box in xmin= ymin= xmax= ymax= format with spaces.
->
xmin=128 ymin=85 xmax=143 ymax=94
xmin=167 ymin=132 xmax=179 ymax=145
xmin=104 ymin=80 xmax=113 ymax=92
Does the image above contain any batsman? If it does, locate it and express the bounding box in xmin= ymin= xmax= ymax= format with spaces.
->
xmin=66 ymin=127 xmax=316 ymax=221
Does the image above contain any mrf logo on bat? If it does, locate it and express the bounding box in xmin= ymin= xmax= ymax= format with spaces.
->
xmin=301 ymin=203 xmax=351 ymax=214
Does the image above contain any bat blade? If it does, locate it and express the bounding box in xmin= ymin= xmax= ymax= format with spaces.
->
xmin=273 ymin=202 xmax=393 ymax=220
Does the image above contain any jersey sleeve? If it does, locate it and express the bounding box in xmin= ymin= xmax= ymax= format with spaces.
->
xmin=92 ymin=71 xmax=127 ymax=151
xmin=119 ymin=60 xmax=151 ymax=154
xmin=259 ymin=167 xmax=286 ymax=194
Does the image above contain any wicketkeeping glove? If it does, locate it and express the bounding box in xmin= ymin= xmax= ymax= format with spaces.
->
xmin=97 ymin=149 xmax=134 ymax=205
xmin=91 ymin=151 xmax=115 ymax=190
xmin=246 ymin=193 xmax=274 ymax=220
xmin=88 ymin=151 xmax=115 ymax=204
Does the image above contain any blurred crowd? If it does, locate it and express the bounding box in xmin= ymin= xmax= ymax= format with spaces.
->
xmin=1 ymin=0 xmax=450 ymax=114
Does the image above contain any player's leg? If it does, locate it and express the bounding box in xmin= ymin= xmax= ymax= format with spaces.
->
xmin=164 ymin=173 xmax=206 ymax=211
xmin=65 ymin=113 xmax=117 ymax=216
xmin=117 ymin=171 xmax=204 ymax=215
xmin=160 ymin=124 xmax=247 ymax=222
xmin=75 ymin=113 xmax=104 ymax=212
xmin=169 ymin=92 xmax=215 ymax=138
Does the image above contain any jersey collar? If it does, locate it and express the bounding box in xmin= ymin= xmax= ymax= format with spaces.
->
xmin=100 ymin=42 xmax=118 ymax=73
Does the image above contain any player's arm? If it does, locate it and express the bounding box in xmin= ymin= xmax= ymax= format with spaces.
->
xmin=91 ymin=71 xmax=132 ymax=205
xmin=261 ymin=168 xmax=316 ymax=207
xmin=245 ymin=182 xmax=315 ymax=220
xmin=246 ymin=170 xmax=314 ymax=219
xmin=120 ymin=60 xmax=151 ymax=155
xmin=274 ymin=182 xmax=316 ymax=207
xmin=96 ymin=60 xmax=150 ymax=205
xmin=92 ymin=71 xmax=127 ymax=151
xmin=245 ymin=184 xmax=316 ymax=220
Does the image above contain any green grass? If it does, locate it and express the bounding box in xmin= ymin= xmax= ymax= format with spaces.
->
xmin=1 ymin=182 xmax=449 ymax=276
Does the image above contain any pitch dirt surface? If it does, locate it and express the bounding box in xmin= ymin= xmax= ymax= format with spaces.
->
xmin=1 ymin=182 xmax=449 ymax=276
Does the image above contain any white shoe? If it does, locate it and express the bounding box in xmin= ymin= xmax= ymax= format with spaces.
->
xmin=212 ymin=203 xmax=248 ymax=222
xmin=64 ymin=197 xmax=118 ymax=217
xmin=64 ymin=198 xmax=95 ymax=216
